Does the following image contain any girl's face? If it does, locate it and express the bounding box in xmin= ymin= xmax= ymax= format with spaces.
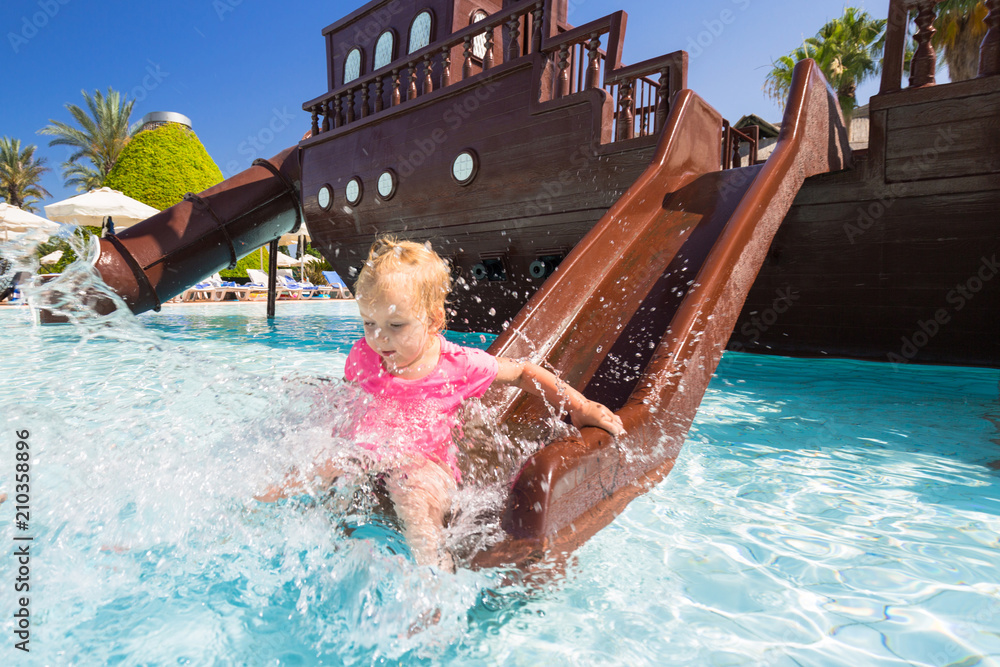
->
xmin=358 ymin=281 xmax=440 ymax=376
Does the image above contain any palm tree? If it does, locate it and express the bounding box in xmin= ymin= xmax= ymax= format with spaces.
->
xmin=932 ymin=0 xmax=989 ymax=81
xmin=39 ymin=87 xmax=135 ymax=192
xmin=765 ymin=8 xmax=887 ymax=130
xmin=0 ymin=137 xmax=52 ymax=213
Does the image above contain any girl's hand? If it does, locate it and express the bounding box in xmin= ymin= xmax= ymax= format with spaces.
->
xmin=570 ymin=400 xmax=625 ymax=436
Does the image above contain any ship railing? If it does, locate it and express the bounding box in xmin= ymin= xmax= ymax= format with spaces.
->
xmin=603 ymin=51 xmax=688 ymax=143
xmin=538 ymin=13 xmax=619 ymax=101
xmin=721 ymin=121 xmax=759 ymax=169
xmin=880 ymin=0 xmax=1000 ymax=94
xmin=304 ymin=0 xmax=545 ymax=135
xmin=538 ymin=11 xmax=687 ymax=144
xmin=303 ymin=0 xmax=689 ymax=147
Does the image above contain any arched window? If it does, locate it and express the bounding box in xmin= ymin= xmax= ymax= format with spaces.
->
xmin=343 ymin=48 xmax=362 ymax=84
xmin=408 ymin=10 xmax=432 ymax=54
xmin=374 ymin=31 xmax=395 ymax=70
xmin=470 ymin=10 xmax=489 ymax=60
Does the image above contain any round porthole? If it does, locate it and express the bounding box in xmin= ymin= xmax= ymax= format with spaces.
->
xmin=317 ymin=184 xmax=332 ymax=210
xmin=377 ymin=169 xmax=397 ymax=200
xmin=346 ymin=178 xmax=363 ymax=206
xmin=452 ymin=150 xmax=479 ymax=186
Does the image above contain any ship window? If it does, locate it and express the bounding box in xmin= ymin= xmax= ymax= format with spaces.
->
xmin=471 ymin=10 xmax=489 ymax=60
xmin=344 ymin=48 xmax=362 ymax=84
xmin=374 ymin=31 xmax=395 ymax=70
xmin=317 ymin=184 xmax=332 ymax=210
xmin=346 ymin=177 xmax=363 ymax=205
xmin=408 ymin=11 xmax=432 ymax=54
xmin=377 ymin=170 xmax=397 ymax=200
xmin=452 ymin=150 xmax=479 ymax=185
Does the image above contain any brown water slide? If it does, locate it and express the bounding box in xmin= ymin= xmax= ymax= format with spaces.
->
xmin=477 ymin=59 xmax=851 ymax=567
xmin=88 ymin=148 xmax=302 ymax=314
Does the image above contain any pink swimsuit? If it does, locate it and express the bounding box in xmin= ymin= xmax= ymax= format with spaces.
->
xmin=344 ymin=336 xmax=499 ymax=481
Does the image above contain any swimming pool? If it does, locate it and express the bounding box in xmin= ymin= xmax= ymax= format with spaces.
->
xmin=1 ymin=281 xmax=998 ymax=664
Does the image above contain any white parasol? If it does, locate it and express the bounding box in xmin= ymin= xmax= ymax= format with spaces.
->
xmin=40 ymin=250 xmax=64 ymax=265
xmin=44 ymin=187 xmax=160 ymax=230
xmin=278 ymin=221 xmax=312 ymax=246
xmin=0 ymin=203 xmax=62 ymax=241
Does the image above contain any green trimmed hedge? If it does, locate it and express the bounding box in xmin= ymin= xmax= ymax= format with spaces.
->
xmin=104 ymin=123 xmax=223 ymax=211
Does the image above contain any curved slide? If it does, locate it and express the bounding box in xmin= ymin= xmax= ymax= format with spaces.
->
xmin=476 ymin=59 xmax=851 ymax=567
xmin=53 ymin=148 xmax=302 ymax=318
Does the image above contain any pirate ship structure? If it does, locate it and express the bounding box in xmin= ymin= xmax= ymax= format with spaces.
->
xmin=81 ymin=0 xmax=998 ymax=564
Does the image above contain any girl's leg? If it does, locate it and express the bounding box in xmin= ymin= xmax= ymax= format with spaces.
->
xmin=385 ymin=460 xmax=457 ymax=570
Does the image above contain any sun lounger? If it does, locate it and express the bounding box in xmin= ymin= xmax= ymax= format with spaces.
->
xmin=276 ymin=269 xmax=327 ymax=298
xmin=180 ymin=273 xmax=252 ymax=302
xmin=246 ymin=269 xmax=302 ymax=299
xmin=321 ymin=271 xmax=352 ymax=299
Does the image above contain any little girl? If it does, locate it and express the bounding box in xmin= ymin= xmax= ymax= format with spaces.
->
xmin=261 ymin=238 xmax=623 ymax=570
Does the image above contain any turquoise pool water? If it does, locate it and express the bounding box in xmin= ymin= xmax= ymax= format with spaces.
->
xmin=1 ymin=285 xmax=998 ymax=665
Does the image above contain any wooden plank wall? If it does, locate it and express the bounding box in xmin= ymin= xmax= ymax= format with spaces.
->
xmin=730 ymin=81 xmax=1000 ymax=367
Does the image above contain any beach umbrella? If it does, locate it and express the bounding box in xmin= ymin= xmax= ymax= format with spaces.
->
xmin=44 ymin=187 xmax=159 ymax=229
xmin=275 ymin=251 xmax=319 ymax=267
xmin=40 ymin=250 xmax=63 ymax=265
xmin=275 ymin=250 xmax=320 ymax=281
xmin=278 ymin=220 xmax=312 ymax=246
xmin=0 ymin=203 xmax=61 ymax=241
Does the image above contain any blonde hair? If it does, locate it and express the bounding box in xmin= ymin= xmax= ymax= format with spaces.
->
xmin=355 ymin=237 xmax=451 ymax=331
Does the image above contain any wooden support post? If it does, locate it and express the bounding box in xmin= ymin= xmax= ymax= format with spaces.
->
xmin=407 ymin=64 xmax=418 ymax=100
xmin=879 ymin=0 xmax=909 ymax=94
xmin=310 ymin=106 xmax=319 ymax=136
xmin=360 ymin=83 xmax=370 ymax=118
xmin=558 ymin=43 xmax=571 ymax=97
xmin=616 ymin=79 xmax=634 ymax=141
xmin=507 ymin=14 xmax=521 ymax=60
xmin=532 ymin=2 xmax=544 ymax=54
xmin=586 ymin=33 xmax=601 ymax=90
xmin=655 ymin=68 xmax=670 ymax=133
xmin=463 ymin=36 xmax=474 ymax=79
xmin=345 ymin=88 xmax=355 ymax=123
xmin=423 ymin=54 xmax=434 ymax=94
xmin=391 ymin=69 xmax=401 ymax=106
xmin=332 ymin=95 xmax=342 ymax=129
xmin=484 ymin=27 xmax=495 ymax=70
xmin=440 ymin=46 xmax=452 ymax=88
xmin=374 ymin=76 xmax=384 ymax=113
xmin=910 ymin=1 xmax=938 ymax=88
xmin=980 ymin=0 xmax=1000 ymax=77
xmin=266 ymin=238 xmax=278 ymax=320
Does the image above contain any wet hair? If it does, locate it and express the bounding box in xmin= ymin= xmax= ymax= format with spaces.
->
xmin=355 ymin=237 xmax=451 ymax=331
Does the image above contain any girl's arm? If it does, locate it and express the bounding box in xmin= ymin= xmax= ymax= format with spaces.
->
xmin=494 ymin=358 xmax=625 ymax=436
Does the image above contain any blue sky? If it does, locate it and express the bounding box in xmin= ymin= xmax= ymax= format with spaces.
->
xmin=1 ymin=0 xmax=887 ymax=207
